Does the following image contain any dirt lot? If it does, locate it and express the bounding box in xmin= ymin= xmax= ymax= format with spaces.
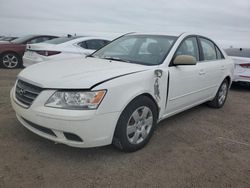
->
xmin=0 ymin=69 xmax=250 ymax=188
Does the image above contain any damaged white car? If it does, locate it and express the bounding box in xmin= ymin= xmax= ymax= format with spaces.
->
xmin=11 ymin=33 xmax=234 ymax=152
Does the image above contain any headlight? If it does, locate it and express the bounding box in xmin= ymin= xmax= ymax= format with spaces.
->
xmin=45 ymin=90 xmax=106 ymax=110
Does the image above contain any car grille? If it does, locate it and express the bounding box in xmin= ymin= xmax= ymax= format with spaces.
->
xmin=15 ymin=80 xmax=43 ymax=107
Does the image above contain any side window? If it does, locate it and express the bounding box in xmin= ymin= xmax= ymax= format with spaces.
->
xmin=49 ymin=36 xmax=56 ymax=40
xmin=27 ymin=37 xmax=40 ymax=44
xmin=41 ymin=37 xmax=52 ymax=42
xmin=85 ymin=40 xmax=106 ymax=50
xmin=78 ymin=41 xmax=87 ymax=49
xmin=200 ymin=38 xmax=217 ymax=61
xmin=176 ymin=37 xmax=199 ymax=61
xmin=28 ymin=37 xmax=50 ymax=44
xmin=215 ymin=46 xmax=224 ymax=59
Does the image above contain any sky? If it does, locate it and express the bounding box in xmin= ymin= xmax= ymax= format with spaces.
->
xmin=0 ymin=0 xmax=249 ymax=48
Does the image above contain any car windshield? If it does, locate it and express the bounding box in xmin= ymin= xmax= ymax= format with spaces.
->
xmin=43 ymin=37 xmax=81 ymax=44
xmin=92 ymin=35 xmax=177 ymax=65
xmin=225 ymin=48 xmax=250 ymax=58
xmin=11 ymin=35 xmax=34 ymax=44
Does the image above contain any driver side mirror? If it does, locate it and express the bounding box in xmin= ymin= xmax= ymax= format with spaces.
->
xmin=173 ymin=55 xmax=197 ymax=66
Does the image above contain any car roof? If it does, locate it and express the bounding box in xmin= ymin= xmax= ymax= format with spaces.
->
xmin=127 ymin=32 xmax=211 ymax=38
xmin=39 ymin=36 xmax=111 ymax=46
xmin=68 ymin=36 xmax=111 ymax=43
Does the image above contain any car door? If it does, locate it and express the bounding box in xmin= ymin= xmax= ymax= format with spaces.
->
xmin=165 ymin=36 xmax=209 ymax=115
xmin=198 ymin=37 xmax=225 ymax=98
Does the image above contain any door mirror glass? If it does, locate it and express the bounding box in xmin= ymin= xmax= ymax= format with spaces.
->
xmin=173 ymin=55 xmax=197 ymax=65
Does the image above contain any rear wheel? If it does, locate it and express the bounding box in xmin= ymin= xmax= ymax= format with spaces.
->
xmin=1 ymin=53 xmax=21 ymax=69
xmin=113 ymin=96 xmax=158 ymax=152
xmin=207 ymin=79 xmax=229 ymax=108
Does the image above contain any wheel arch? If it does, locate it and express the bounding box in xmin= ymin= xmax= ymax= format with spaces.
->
xmin=136 ymin=93 xmax=160 ymax=120
xmin=112 ymin=92 xmax=160 ymax=151
xmin=225 ymin=76 xmax=232 ymax=84
xmin=118 ymin=92 xmax=160 ymax=122
xmin=225 ymin=75 xmax=231 ymax=86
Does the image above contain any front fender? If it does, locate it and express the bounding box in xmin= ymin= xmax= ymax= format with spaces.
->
xmin=93 ymin=69 xmax=168 ymax=118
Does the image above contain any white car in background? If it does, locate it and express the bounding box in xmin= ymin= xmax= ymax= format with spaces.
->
xmin=225 ymin=48 xmax=250 ymax=83
xmin=23 ymin=36 xmax=110 ymax=67
xmin=11 ymin=33 xmax=233 ymax=152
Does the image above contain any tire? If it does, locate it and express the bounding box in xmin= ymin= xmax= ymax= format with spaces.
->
xmin=112 ymin=96 xmax=158 ymax=152
xmin=207 ymin=79 xmax=229 ymax=108
xmin=1 ymin=52 xmax=22 ymax=69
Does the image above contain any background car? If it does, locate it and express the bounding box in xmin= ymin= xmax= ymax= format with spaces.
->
xmin=225 ymin=48 xmax=250 ymax=84
xmin=23 ymin=36 xmax=111 ymax=67
xmin=0 ymin=35 xmax=58 ymax=69
xmin=0 ymin=36 xmax=18 ymax=42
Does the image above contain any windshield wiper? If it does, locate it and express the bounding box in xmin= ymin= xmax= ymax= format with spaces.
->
xmin=102 ymin=56 xmax=131 ymax=63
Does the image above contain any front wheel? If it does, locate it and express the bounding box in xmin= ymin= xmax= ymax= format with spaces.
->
xmin=113 ymin=96 xmax=158 ymax=152
xmin=207 ymin=79 xmax=229 ymax=108
xmin=1 ymin=53 xmax=21 ymax=69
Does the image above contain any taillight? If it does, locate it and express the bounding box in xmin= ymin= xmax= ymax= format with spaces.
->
xmin=239 ymin=63 xmax=250 ymax=68
xmin=36 ymin=51 xmax=61 ymax=56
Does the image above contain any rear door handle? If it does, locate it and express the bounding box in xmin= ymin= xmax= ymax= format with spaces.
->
xmin=199 ymin=69 xmax=206 ymax=75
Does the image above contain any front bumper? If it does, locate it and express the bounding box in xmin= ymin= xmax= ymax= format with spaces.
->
xmin=10 ymin=88 xmax=120 ymax=148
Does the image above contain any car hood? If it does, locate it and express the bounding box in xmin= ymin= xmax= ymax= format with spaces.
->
xmin=18 ymin=57 xmax=151 ymax=89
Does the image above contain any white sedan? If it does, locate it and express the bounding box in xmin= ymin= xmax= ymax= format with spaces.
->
xmin=225 ymin=48 xmax=250 ymax=83
xmin=23 ymin=36 xmax=110 ymax=67
xmin=11 ymin=33 xmax=233 ymax=152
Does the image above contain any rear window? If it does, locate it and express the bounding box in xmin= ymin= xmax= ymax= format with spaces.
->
xmin=225 ymin=48 xmax=250 ymax=58
xmin=43 ymin=37 xmax=80 ymax=44
xmin=11 ymin=35 xmax=34 ymax=44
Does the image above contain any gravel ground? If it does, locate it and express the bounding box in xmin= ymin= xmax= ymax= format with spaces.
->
xmin=0 ymin=69 xmax=250 ymax=188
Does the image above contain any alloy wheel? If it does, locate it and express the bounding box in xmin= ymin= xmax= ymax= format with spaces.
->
xmin=218 ymin=82 xmax=228 ymax=105
xmin=126 ymin=106 xmax=153 ymax=144
xmin=2 ymin=54 xmax=19 ymax=68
